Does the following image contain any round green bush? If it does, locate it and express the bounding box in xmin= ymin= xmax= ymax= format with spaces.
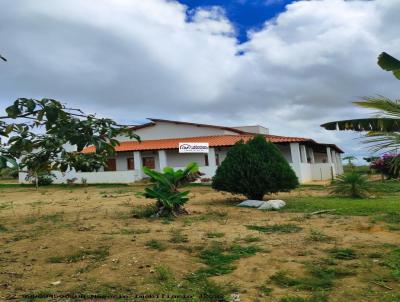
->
xmin=212 ymin=135 xmax=299 ymax=200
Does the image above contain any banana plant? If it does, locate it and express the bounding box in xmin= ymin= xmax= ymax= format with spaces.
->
xmin=143 ymin=162 xmax=200 ymax=216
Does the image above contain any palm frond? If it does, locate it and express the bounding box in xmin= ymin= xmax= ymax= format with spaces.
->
xmin=321 ymin=118 xmax=400 ymax=132
xmin=378 ymin=52 xmax=400 ymax=80
xmin=353 ymin=97 xmax=400 ymax=118
xmin=362 ymin=132 xmax=400 ymax=153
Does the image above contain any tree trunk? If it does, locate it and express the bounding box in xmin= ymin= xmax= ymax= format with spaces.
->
xmin=35 ymin=171 xmax=39 ymax=190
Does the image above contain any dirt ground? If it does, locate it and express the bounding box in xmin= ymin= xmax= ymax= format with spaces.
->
xmin=0 ymin=184 xmax=399 ymax=302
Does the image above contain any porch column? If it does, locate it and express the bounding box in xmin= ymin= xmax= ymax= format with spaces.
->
xmin=208 ymin=147 xmax=217 ymax=167
xmin=158 ymin=150 xmax=167 ymax=171
xmin=290 ymin=143 xmax=302 ymax=181
xmin=300 ymin=145 xmax=308 ymax=163
xmin=309 ymin=147 xmax=315 ymax=164
xmin=326 ymin=147 xmax=336 ymax=178
xmin=133 ymin=151 xmax=143 ymax=177
xmin=335 ymin=152 xmax=344 ymax=174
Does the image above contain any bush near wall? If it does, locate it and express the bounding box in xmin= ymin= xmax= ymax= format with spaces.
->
xmin=212 ymin=135 xmax=299 ymax=200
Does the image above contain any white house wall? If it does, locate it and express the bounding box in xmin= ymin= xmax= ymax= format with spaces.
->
xmin=117 ymin=121 xmax=238 ymax=141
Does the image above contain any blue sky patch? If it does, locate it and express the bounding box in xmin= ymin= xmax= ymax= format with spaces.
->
xmin=179 ymin=0 xmax=295 ymax=43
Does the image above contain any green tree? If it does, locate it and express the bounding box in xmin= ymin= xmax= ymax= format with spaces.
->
xmin=321 ymin=53 xmax=400 ymax=152
xmin=0 ymin=98 xmax=137 ymax=188
xmin=212 ymin=135 xmax=299 ymax=200
xmin=143 ymin=162 xmax=201 ymax=217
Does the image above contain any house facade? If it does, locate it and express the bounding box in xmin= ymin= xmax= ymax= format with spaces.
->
xmin=19 ymin=118 xmax=344 ymax=184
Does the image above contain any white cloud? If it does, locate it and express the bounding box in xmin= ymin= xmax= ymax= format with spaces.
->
xmin=0 ymin=0 xmax=399 ymax=161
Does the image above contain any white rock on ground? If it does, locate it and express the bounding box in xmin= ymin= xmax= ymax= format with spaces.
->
xmin=237 ymin=200 xmax=265 ymax=208
xmin=258 ymin=200 xmax=286 ymax=210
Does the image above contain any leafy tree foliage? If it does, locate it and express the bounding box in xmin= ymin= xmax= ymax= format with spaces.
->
xmin=212 ymin=135 xmax=299 ymax=200
xmin=321 ymin=53 xmax=400 ymax=153
xmin=329 ymin=172 xmax=371 ymax=198
xmin=143 ymin=162 xmax=201 ymax=216
xmin=0 ymin=98 xmax=137 ymax=187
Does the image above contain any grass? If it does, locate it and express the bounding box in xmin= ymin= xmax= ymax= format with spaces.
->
xmin=190 ymin=242 xmax=263 ymax=278
xmin=383 ymin=247 xmax=400 ymax=281
xmin=307 ymin=229 xmax=335 ymax=242
xmin=328 ymin=248 xmax=358 ymax=260
xmin=205 ymin=231 xmax=225 ymax=238
xmin=280 ymin=293 xmax=328 ymax=302
xmin=282 ymin=196 xmax=400 ymax=216
xmin=145 ymin=239 xmax=167 ymax=251
xmin=120 ymin=227 xmax=150 ymax=235
xmin=131 ymin=204 xmax=158 ymax=218
xmin=271 ymin=264 xmax=355 ymax=292
xmin=246 ymin=224 xmax=302 ymax=234
xmin=48 ymin=247 xmax=109 ymax=263
xmin=169 ymin=229 xmax=189 ymax=243
xmin=0 ymin=224 xmax=7 ymax=232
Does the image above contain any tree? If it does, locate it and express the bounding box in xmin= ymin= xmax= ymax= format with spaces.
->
xmin=142 ymin=162 xmax=201 ymax=217
xmin=212 ymin=135 xmax=299 ymax=200
xmin=343 ymin=155 xmax=356 ymax=172
xmin=321 ymin=53 xmax=400 ymax=151
xmin=0 ymin=98 xmax=137 ymax=188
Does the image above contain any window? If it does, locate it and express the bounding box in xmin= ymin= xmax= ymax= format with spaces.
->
xmin=142 ymin=157 xmax=155 ymax=169
xmin=215 ymin=154 xmax=220 ymax=166
xmin=204 ymin=154 xmax=209 ymax=166
xmin=127 ymin=158 xmax=135 ymax=170
xmin=104 ymin=158 xmax=116 ymax=171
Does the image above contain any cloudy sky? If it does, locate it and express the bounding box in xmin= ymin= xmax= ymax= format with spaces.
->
xmin=1 ymin=0 xmax=399 ymax=162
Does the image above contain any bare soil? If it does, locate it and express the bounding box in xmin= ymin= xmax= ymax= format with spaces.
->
xmin=0 ymin=184 xmax=399 ymax=302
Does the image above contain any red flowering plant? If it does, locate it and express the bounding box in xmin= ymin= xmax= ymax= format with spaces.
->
xmin=370 ymin=154 xmax=400 ymax=179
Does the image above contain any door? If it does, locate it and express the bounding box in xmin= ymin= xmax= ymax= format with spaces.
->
xmin=142 ymin=157 xmax=155 ymax=169
xmin=104 ymin=158 xmax=116 ymax=171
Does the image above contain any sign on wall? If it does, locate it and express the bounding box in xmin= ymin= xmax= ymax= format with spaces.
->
xmin=179 ymin=142 xmax=209 ymax=153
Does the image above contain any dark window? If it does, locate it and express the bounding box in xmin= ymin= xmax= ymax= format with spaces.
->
xmin=104 ymin=158 xmax=116 ymax=171
xmin=204 ymin=154 xmax=209 ymax=166
xmin=142 ymin=157 xmax=155 ymax=169
xmin=127 ymin=158 xmax=135 ymax=170
xmin=215 ymin=154 xmax=220 ymax=166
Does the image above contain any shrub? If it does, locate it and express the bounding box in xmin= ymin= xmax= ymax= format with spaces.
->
xmin=0 ymin=167 xmax=19 ymax=179
xmin=212 ymin=135 xmax=299 ymax=200
xmin=143 ymin=162 xmax=201 ymax=217
xmin=370 ymin=154 xmax=400 ymax=179
xmin=329 ymin=172 xmax=371 ymax=198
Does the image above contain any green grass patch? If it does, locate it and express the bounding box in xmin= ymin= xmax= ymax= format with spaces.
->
xmin=328 ymin=248 xmax=358 ymax=260
xmin=246 ymin=224 xmax=302 ymax=234
xmin=271 ymin=264 xmax=355 ymax=292
xmin=282 ymin=196 xmax=400 ymax=216
xmin=120 ymin=227 xmax=150 ymax=235
xmin=145 ymin=239 xmax=167 ymax=251
xmin=307 ymin=229 xmax=334 ymax=243
xmin=205 ymin=231 xmax=225 ymax=238
xmin=131 ymin=204 xmax=158 ymax=218
xmin=190 ymin=242 xmax=262 ymax=279
xmin=48 ymin=247 xmax=109 ymax=263
xmin=0 ymin=224 xmax=7 ymax=232
xmin=383 ymin=247 xmax=400 ymax=281
xmin=169 ymin=229 xmax=189 ymax=243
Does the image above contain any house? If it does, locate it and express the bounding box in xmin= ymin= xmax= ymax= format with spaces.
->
xmin=19 ymin=118 xmax=344 ymax=184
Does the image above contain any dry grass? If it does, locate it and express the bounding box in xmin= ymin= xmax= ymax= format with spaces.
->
xmin=0 ymin=184 xmax=399 ymax=301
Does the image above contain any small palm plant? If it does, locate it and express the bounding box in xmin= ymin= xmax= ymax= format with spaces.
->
xmin=329 ymin=172 xmax=371 ymax=198
xmin=143 ymin=162 xmax=201 ymax=217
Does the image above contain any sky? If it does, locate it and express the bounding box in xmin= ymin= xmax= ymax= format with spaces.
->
xmin=0 ymin=0 xmax=399 ymax=164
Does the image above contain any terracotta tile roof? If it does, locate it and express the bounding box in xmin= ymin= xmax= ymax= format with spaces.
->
xmin=82 ymin=134 xmax=343 ymax=153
